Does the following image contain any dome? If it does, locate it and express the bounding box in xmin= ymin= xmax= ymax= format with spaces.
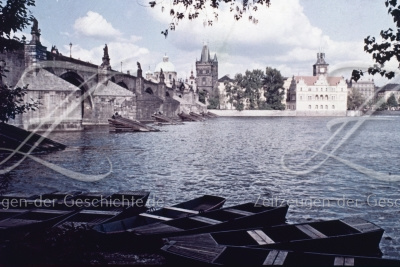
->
xmin=154 ymin=55 xmax=175 ymax=72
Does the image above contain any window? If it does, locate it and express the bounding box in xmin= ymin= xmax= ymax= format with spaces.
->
xmin=308 ymin=96 xmax=312 ymax=100
xmin=169 ymin=74 xmax=172 ymax=80
xmin=300 ymin=95 xmax=303 ymax=100
xmin=291 ymin=95 xmax=296 ymax=101
xmin=315 ymin=105 xmax=318 ymax=109
xmin=325 ymin=95 xmax=328 ymax=101
xmin=332 ymin=105 xmax=335 ymax=109
xmin=320 ymin=105 xmax=323 ymax=109
xmin=308 ymin=105 xmax=311 ymax=109
xmin=332 ymin=95 xmax=336 ymax=100
xmin=300 ymin=88 xmax=303 ymax=91
xmin=308 ymin=88 xmax=311 ymax=91
xmin=202 ymin=77 xmax=206 ymax=85
xmin=315 ymin=95 xmax=319 ymax=100
xmin=325 ymin=105 xmax=328 ymax=109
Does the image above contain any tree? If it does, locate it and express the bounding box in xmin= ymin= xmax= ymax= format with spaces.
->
xmin=0 ymin=0 xmax=38 ymax=123
xmin=207 ymin=94 xmax=220 ymax=109
xmin=347 ymin=88 xmax=366 ymax=110
xmin=235 ymin=69 xmax=264 ymax=109
xmin=387 ymin=93 xmax=399 ymax=108
xmin=150 ymin=0 xmax=271 ymax=37
xmin=263 ymin=67 xmax=285 ymax=110
xmin=0 ymin=0 xmax=35 ymax=53
xmin=224 ymin=77 xmax=245 ymax=111
xmin=352 ymin=0 xmax=400 ymax=81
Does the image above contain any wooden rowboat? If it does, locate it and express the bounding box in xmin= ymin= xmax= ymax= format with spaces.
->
xmin=92 ymin=202 xmax=288 ymax=249
xmin=92 ymin=195 xmax=226 ymax=235
xmin=0 ymin=208 xmax=77 ymax=239
xmin=163 ymin=218 xmax=384 ymax=257
xmin=52 ymin=191 xmax=150 ymax=228
xmin=161 ymin=243 xmax=400 ymax=266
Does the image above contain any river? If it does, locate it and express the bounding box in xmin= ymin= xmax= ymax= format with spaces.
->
xmin=1 ymin=116 xmax=400 ymax=259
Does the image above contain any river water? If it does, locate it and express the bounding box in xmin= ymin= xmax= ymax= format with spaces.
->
xmin=1 ymin=116 xmax=400 ymax=259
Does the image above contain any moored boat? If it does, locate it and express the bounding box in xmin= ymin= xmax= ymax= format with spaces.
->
xmin=163 ymin=217 xmax=383 ymax=256
xmin=161 ymin=243 xmax=400 ymax=266
xmin=53 ymin=191 xmax=150 ymax=228
xmin=92 ymin=202 xmax=288 ymax=249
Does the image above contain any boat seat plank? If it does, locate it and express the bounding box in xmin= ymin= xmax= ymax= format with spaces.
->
xmin=274 ymin=251 xmax=288 ymax=265
xmin=263 ymin=250 xmax=279 ymax=265
xmin=80 ymin=210 xmax=120 ymax=216
xmin=296 ymin=224 xmax=327 ymax=239
xmin=334 ymin=257 xmax=344 ymax=266
xmin=164 ymin=206 xmax=199 ymax=214
xmin=189 ymin=216 xmax=222 ymax=225
xmin=247 ymin=230 xmax=275 ymax=245
xmin=139 ymin=213 xmax=172 ymax=221
xmin=32 ymin=209 xmax=69 ymax=214
xmin=344 ymin=257 xmax=355 ymax=266
xmin=224 ymin=208 xmax=254 ymax=216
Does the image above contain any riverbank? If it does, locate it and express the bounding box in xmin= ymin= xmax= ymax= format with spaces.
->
xmin=209 ymin=109 xmax=359 ymax=116
xmin=209 ymin=109 xmax=400 ymax=117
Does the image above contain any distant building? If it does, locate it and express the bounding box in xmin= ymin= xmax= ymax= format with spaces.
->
xmin=196 ymin=44 xmax=218 ymax=95
xmin=146 ymin=54 xmax=177 ymax=87
xmin=286 ymin=53 xmax=348 ymax=115
xmin=346 ymin=79 xmax=376 ymax=102
xmin=377 ymin=83 xmax=400 ymax=101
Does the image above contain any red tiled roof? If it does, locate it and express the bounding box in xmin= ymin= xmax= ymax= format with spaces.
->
xmin=294 ymin=76 xmax=343 ymax=86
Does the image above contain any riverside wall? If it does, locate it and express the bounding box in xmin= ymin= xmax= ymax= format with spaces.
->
xmin=209 ymin=110 xmax=363 ymax=117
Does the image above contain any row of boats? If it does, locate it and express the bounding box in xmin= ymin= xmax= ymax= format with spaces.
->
xmin=0 ymin=191 xmax=399 ymax=265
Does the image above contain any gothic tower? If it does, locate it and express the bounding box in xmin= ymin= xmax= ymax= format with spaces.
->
xmin=195 ymin=44 xmax=218 ymax=95
xmin=313 ymin=52 xmax=329 ymax=76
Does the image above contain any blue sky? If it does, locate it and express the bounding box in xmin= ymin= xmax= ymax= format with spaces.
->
xmin=28 ymin=0 xmax=396 ymax=85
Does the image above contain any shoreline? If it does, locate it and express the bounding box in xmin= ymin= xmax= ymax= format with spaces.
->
xmin=209 ymin=109 xmax=400 ymax=117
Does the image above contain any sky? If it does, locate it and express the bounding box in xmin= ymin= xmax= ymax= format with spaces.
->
xmin=26 ymin=0 xmax=398 ymax=86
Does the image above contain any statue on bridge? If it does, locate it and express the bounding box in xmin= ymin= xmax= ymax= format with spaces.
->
xmin=100 ymin=44 xmax=111 ymax=70
xmin=103 ymin=44 xmax=109 ymax=58
xmin=137 ymin=61 xmax=142 ymax=77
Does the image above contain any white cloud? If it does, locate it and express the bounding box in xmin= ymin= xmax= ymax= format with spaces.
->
xmin=74 ymin=11 xmax=122 ymax=40
xmin=146 ymin=0 xmax=384 ymax=83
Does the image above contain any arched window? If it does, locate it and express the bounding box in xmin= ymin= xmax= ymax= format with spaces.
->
xmin=332 ymin=105 xmax=335 ymax=109
xmin=315 ymin=105 xmax=318 ymax=109
xmin=325 ymin=95 xmax=328 ymax=100
xmin=325 ymin=105 xmax=328 ymax=109
xmin=320 ymin=95 xmax=323 ymax=100
xmin=315 ymin=95 xmax=319 ymax=100
xmin=320 ymin=105 xmax=323 ymax=109
xmin=308 ymin=105 xmax=311 ymax=109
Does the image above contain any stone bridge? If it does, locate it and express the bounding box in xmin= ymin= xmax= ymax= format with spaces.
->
xmin=0 ymin=20 xmax=205 ymax=131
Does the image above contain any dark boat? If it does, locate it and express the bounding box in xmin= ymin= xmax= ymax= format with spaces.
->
xmin=92 ymin=202 xmax=288 ymax=248
xmin=161 ymin=243 xmax=400 ymax=266
xmin=24 ymin=191 xmax=83 ymax=210
xmin=0 ymin=208 xmax=77 ymax=238
xmin=92 ymin=195 xmax=226 ymax=236
xmin=0 ymin=193 xmax=40 ymax=211
xmin=53 ymin=191 xmax=150 ymax=228
xmin=178 ymin=112 xmax=200 ymax=121
xmin=163 ymin=217 xmax=383 ymax=257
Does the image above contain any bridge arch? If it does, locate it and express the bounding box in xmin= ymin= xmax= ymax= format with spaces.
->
xmin=145 ymin=87 xmax=154 ymax=95
xmin=117 ymin=81 xmax=129 ymax=90
xmin=59 ymin=71 xmax=93 ymax=118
